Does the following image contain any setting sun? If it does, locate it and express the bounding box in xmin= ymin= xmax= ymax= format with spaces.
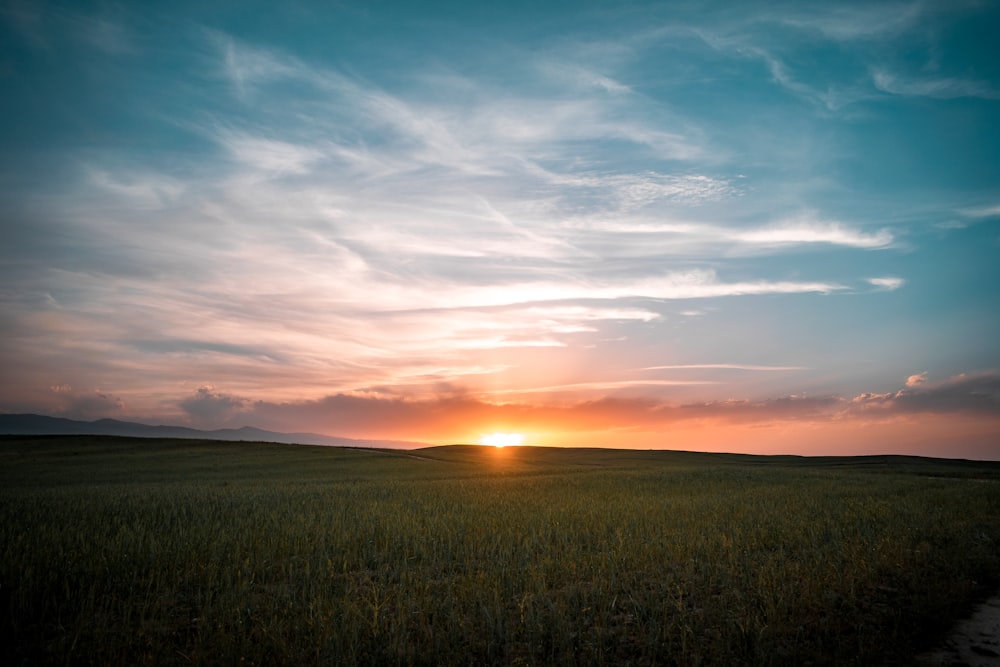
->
xmin=480 ymin=432 xmax=524 ymax=448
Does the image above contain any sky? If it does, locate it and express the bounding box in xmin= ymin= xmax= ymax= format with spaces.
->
xmin=1 ymin=0 xmax=999 ymax=458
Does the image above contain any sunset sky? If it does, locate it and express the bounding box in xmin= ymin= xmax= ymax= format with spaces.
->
xmin=2 ymin=0 xmax=998 ymax=458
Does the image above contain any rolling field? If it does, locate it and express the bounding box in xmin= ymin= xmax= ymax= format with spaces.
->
xmin=2 ymin=436 xmax=1000 ymax=665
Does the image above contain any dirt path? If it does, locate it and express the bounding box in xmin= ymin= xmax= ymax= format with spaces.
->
xmin=917 ymin=594 xmax=1000 ymax=666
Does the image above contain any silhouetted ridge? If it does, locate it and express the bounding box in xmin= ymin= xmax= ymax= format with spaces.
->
xmin=0 ymin=413 xmax=422 ymax=449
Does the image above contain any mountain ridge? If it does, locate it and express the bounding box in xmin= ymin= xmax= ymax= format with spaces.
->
xmin=0 ymin=413 xmax=422 ymax=449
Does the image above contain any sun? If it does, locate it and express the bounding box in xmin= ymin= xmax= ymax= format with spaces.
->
xmin=480 ymin=432 xmax=524 ymax=448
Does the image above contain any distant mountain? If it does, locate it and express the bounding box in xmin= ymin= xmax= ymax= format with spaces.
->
xmin=0 ymin=413 xmax=422 ymax=449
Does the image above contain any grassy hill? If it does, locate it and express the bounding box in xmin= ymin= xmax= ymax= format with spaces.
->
xmin=3 ymin=435 xmax=999 ymax=665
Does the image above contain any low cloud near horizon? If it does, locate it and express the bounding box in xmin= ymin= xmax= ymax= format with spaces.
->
xmin=166 ymin=371 xmax=1000 ymax=446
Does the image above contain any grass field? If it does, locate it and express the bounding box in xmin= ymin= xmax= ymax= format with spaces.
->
xmin=2 ymin=435 xmax=1000 ymax=665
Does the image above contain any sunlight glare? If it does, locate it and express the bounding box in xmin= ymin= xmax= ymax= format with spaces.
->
xmin=480 ymin=432 xmax=524 ymax=448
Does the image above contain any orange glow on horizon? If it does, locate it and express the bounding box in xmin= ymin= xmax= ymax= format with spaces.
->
xmin=286 ymin=401 xmax=998 ymax=461
xmin=479 ymin=432 xmax=524 ymax=448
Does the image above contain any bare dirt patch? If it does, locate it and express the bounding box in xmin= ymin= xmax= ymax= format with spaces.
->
xmin=918 ymin=594 xmax=1000 ymax=666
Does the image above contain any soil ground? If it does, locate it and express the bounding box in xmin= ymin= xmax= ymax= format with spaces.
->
xmin=918 ymin=594 xmax=1000 ymax=666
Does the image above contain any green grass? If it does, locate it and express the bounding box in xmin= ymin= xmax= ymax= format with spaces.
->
xmin=2 ymin=436 xmax=1000 ymax=665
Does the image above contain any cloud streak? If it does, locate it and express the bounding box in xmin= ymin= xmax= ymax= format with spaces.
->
xmin=872 ymin=70 xmax=1000 ymax=100
xmin=867 ymin=277 xmax=905 ymax=291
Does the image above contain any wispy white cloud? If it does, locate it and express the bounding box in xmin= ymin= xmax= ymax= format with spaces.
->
xmin=566 ymin=214 xmax=893 ymax=254
xmin=738 ymin=44 xmax=821 ymax=102
xmin=776 ymin=2 xmax=929 ymax=41
xmin=689 ymin=29 xmax=871 ymax=112
xmin=208 ymin=32 xmax=708 ymax=183
xmin=554 ymin=171 xmax=737 ymax=211
xmin=535 ymin=58 xmax=633 ymax=94
xmin=399 ymin=270 xmax=844 ymax=310
xmin=220 ymin=134 xmax=325 ymax=174
xmin=87 ymin=168 xmax=185 ymax=209
xmin=211 ymin=31 xmax=304 ymax=97
xmin=867 ymin=277 xmax=905 ymax=291
xmin=871 ymin=69 xmax=1000 ymax=99
xmin=735 ymin=216 xmax=894 ymax=248
xmin=960 ymin=203 xmax=1000 ymax=219
xmin=683 ymin=3 xmax=998 ymax=114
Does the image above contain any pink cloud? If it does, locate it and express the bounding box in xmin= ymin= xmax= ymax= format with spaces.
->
xmin=850 ymin=372 xmax=1000 ymax=416
xmin=179 ymin=386 xmax=249 ymax=426
xmin=46 ymin=385 xmax=125 ymax=420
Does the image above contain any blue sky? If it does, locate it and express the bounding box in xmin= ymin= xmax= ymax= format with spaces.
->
xmin=1 ymin=0 xmax=998 ymax=457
